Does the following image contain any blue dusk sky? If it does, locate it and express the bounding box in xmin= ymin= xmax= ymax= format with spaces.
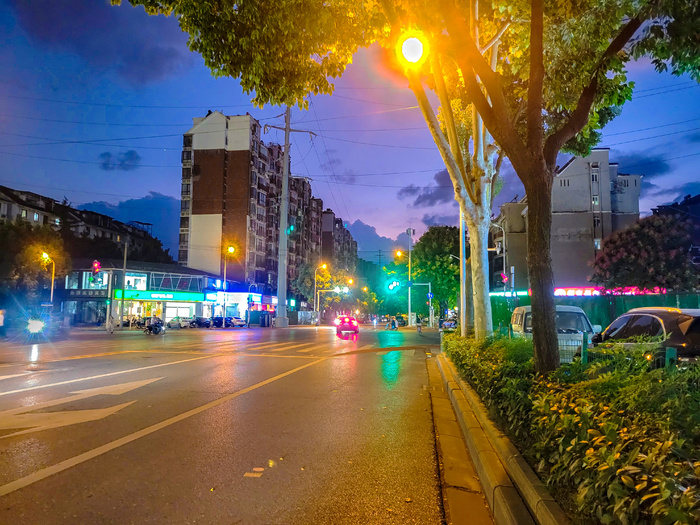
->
xmin=1 ymin=0 xmax=698 ymax=261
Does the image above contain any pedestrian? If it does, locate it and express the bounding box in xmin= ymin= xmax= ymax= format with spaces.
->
xmin=106 ymin=315 xmax=114 ymax=334
xmin=0 ymin=309 xmax=6 ymax=338
xmin=416 ymin=316 xmax=422 ymax=335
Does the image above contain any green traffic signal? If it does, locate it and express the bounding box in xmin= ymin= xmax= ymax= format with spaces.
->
xmin=387 ymin=280 xmax=401 ymax=291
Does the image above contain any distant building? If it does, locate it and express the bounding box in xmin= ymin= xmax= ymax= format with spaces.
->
xmin=493 ymin=148 xmax=641 ymax=288
xmin=0 ymin=185 xmax=155 ymax=252
xmin=652 ymin=193 xmax=700 ymax=266
xmin=179 ymin=111 xmax=327 ymax=295
xmin=321 ymin=209 xmax=358 ymax=272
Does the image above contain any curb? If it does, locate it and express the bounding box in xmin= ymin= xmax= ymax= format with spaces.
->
xmin=436 ymin=354 xmax=570 ymax=525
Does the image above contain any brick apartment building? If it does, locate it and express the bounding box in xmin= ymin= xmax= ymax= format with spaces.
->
xmin=179 ymin=111 xmax=329 ymax=295
xmin=492 ymin=148 xmax=641 ymax=289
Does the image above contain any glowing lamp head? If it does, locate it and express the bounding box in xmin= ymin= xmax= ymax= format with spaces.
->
xmin=27 ymin=319 xmax=45 ymax=334
xmin=227 ymin=246 xmax=235 ymax=254
xmin=41 ymin=252 xmax=50 ymax=261
xmin=348 ymin=278 xmax=354 ymax=285
xmin=397 ymin=30 xmax=429 ymax=69
xmin=321 ymin=263 xmax=327 ymax=269
xmin=396 ymin=250 xmax=403 ymax=257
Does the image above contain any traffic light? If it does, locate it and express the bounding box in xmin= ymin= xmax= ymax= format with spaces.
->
xmin=387 ymin=280 xmax=401 ymax=291
xmin=285 ymin=224 xmax=295 ymax=235
xmin=500 ymin=272 xmax=508 ymax=283
xmin=92 ymin=260 xmax=101 ymax=275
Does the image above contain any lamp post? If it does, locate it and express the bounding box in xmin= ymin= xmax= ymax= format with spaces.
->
xmin=222 ymin=246 xmax=235 ymax=317
xmin=314 ymin=263 xmax=327 ymax=324
xmin=41 ymin=252 xmax=55 ymax=304
xmin=395 ymin=228 xmax=414 ymax=325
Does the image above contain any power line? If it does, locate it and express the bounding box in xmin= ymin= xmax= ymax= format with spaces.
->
xmin=602 ymin=126 xmax=700 ymax=148
xmin=294 ymin=105 xmax=419 ymax=125
xmin=604 ymin=117 xmax=700 ymax=136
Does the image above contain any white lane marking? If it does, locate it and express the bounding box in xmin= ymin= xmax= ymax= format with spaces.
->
xmin=0 ymin=356 xmax=213 ymax=397
xmin=0 ymin=358 xmax=327 ymax=497
xmin=0 ymin=373 xmax=29 ymax=381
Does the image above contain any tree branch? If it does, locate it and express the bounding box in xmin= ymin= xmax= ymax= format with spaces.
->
xmin=490 ymin=148 xmax=505 ymax=208
xmin=407 ymin=71 xmax=476 ymax=207
xmin=544 ymin=15 xmax=644 ymax=166
xmin=480 ymin=22 xmax=510 ymax=53
xmin=527 ymin=0 xmax=544 ymax=152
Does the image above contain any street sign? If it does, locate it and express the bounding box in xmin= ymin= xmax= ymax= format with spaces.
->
xmin=427 ymin=292 xmax=433 ymax=299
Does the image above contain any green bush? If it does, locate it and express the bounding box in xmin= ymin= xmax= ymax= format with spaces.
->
xmin=443 ymin=333 xmax=700 ymax=524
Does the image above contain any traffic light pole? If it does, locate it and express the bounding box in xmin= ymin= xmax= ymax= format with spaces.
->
xmin=407 ymin=228 xmax=413 ymax=326
xmin=118 ymin=243 xmax=127 ymax=330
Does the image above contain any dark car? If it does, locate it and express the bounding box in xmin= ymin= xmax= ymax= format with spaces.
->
xmin=395 ymin=315 xmax=407 ymax=327
xmin=192 ymin=316 xmax=211 ymax=328
xmin=592 ymin=307 xmax=700 ymax=361
xmin=211 ymin=316 xmax=235 ymax=328
xmin=335 ymin=316 xmax=359 ymax=334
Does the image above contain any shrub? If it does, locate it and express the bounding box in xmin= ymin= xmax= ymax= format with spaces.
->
xmin=444 ymin=333 xmax=700 ymax=524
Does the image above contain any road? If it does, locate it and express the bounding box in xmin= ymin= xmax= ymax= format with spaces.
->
xmin=0 ymin=325 xmax=444 ymax=524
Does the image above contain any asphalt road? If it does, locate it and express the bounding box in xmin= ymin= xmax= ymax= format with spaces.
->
xmin=0 ymin=325 xmax=444 ymax=524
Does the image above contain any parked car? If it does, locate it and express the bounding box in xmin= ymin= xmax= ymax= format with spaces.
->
xmin=230 ymin=316 xmax=247 ymax=327
xmin=511 ymin=305 xmax=601 ymax=342
xmin=592 ymin=307 xmax=700 ymax=362
xmin=191 ymin=316 xmax=211 ymax=328
xmin=211 ymin=316 xmax=240 ymax=328
xmin=335 ymin=316 xmax=360 ymax=334
xmin=167 ymin=317 xmax=191 ymax=329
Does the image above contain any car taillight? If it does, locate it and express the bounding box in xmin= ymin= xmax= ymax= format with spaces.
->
xmin=344 ymin=318 xmax=349 ymax=322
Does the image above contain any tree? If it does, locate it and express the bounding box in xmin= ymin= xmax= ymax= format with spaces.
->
xmin=591 ymin=215 xmax=700 ymax=292
xmin=0 ymin=221 xmax=71 ymax=303
xmin=121 ymin=0 xmax=700 ymax=372
xmin=411 ymin=226 xmax=461 ymax=316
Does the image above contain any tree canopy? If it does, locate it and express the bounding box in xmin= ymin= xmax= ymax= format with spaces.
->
xmin=590 ymin=215 xmax=700 ymax=292
xmin=411 ymin=225 xmax=461 ymax=313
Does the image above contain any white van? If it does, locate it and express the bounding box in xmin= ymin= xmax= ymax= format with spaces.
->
xmin=510 ymin=305 xmax=602 ymax=362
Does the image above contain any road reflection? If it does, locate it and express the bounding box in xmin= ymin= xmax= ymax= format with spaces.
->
xmin=380 ymin=351 xmax=402 ymax=389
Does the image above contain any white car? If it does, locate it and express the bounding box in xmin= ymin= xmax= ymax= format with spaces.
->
xmin=230 ymin=316 xmax=247 ymax=327
xmin=167 ymin=317 xmax=191 ymax=329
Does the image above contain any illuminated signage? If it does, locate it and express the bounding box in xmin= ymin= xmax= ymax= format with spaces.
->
xmin=113 ymin=289 xmax=205 ymax=302
xmin=489 ymin=287 xmax=667 ymax=298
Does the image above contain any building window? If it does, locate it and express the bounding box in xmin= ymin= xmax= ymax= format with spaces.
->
xmin=592 ymin=196 xmax=599 ymax=206
xmin=54 ymin=217 xmax=61 ymax=226
xmin=182 ymin=167 xmax=192 ymax=179
xmin=125 ymin=272 xmax=147 ymax=291
xmin=179 ymin=249 xmax=188 ymax=261
xmin=21 ymin=209 xmax=27 ymax=218
xmin=258 ymin=193 xmax=266 ymax=205
xmin=180 ymin=216 xmax=190 ymax=229
xmin=181 ymin=183 xmax=191 ymax=196
xmin=33 ymin=212 xmax=39 ymax=221
xmin=183 ymin=134 xmax=193 ymax=148
xmin=181 ymin=150 xmax=192 ymax=162
xmin=181 ymin=200 xmax=190 ymax=211
xmin=594 ymin=239 xmax=602 ymax=250
xmin=591 ymin=172 xmax=598 ymax=182
xmin=593 ymin=216 xmax=601 ymax=228
xmin=179 ymin=233 xmax=188 ymax=244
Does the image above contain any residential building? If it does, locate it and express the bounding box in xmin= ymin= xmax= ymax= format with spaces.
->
xmin=179 ymin=111 xmax=325 ymax=296
xmin=652 ymin=193 xmax=700 ymax=266
xmin=321 ymin=209 xmax=358 ymax=272
xmin=493 ymin=149 xmax=641 ymax=288
xmin=0 ymin=185 xmax=155 ymax=252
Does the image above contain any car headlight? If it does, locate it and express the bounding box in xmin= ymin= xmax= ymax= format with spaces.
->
xmin=334 ymin=318 xmax=341 ymax=325
xmin=27 ymin=319 xmax=46 ymax=334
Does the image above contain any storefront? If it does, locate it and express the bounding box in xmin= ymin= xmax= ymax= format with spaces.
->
xmin=113 ymin=289 xmax=207 ymax=322
xmin=204 ymin=292 xmax=263 ymax=318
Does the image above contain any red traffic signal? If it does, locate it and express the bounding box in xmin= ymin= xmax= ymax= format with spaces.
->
xmin=500 ymin=272 xmax=508 ymax=283
xmin=92 ymin=260 xmax=101 ymax=275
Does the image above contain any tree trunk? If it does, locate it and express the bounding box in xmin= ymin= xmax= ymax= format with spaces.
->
xmin=465 ymin=212 xmax=493 ymax=339
xmin=524 ymin=162 xmax=559 ymax=373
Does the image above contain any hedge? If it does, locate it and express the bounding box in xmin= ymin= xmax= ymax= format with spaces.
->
xmin=443 ymin=333 xmax=700 ymax=524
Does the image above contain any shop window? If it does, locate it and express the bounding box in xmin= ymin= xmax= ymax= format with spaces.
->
xmin=125 ymin=272 xmax=147 ymax=291
xmin=66 ymin=271 xmax=80 ymax=289
xmin=82 ymin=271 xmax=109 ymax=289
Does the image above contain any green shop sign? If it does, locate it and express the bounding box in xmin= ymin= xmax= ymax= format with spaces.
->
xmin=113 ymin=289 xmax=205 ymax=302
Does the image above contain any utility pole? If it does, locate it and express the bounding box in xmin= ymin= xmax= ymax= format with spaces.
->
xmin=118 ymin=242 xmax=128 ymax=330
xmin=407 ymin=228 xmax=413 ymax=326
xmin=265 ymin=108 xmax=316 ymax=328
xmin=459 ymin=213 xmax=468 ymax=337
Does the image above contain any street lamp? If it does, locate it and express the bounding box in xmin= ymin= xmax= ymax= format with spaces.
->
xmin=362 ymin=286 xmax=368 ymax=292
xmin=222 ymin=246 xmax=235 ymax=317
xmin=397 ymin=30 xmax=430 ymax=69
xmin=41 ymin=252 xmax=55 ymax=304
xmin=314 ymin=263 xmax=327 ymax=323
xmin=395 ymin=229 xmax=414 ymax=325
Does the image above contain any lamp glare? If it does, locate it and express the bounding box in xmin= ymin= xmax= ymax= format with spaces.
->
xmin=402 ymin=37 xmax=424 ymax=63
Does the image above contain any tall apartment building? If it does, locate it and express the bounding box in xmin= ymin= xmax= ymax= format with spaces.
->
xmin=493 ymin=148 xmax=641 ymax=288
xmin=179 ymin=111 xmax=324 ymax=294
xmin=321 ymin=209 xmax=358 ymax=272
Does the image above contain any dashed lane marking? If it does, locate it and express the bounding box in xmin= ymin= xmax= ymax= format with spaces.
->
xmin=0 ymin=358 xmax=327 ymax=497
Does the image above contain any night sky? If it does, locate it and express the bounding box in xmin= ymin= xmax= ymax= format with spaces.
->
xmin=2 ymin=0 xmax=699 ymax=261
